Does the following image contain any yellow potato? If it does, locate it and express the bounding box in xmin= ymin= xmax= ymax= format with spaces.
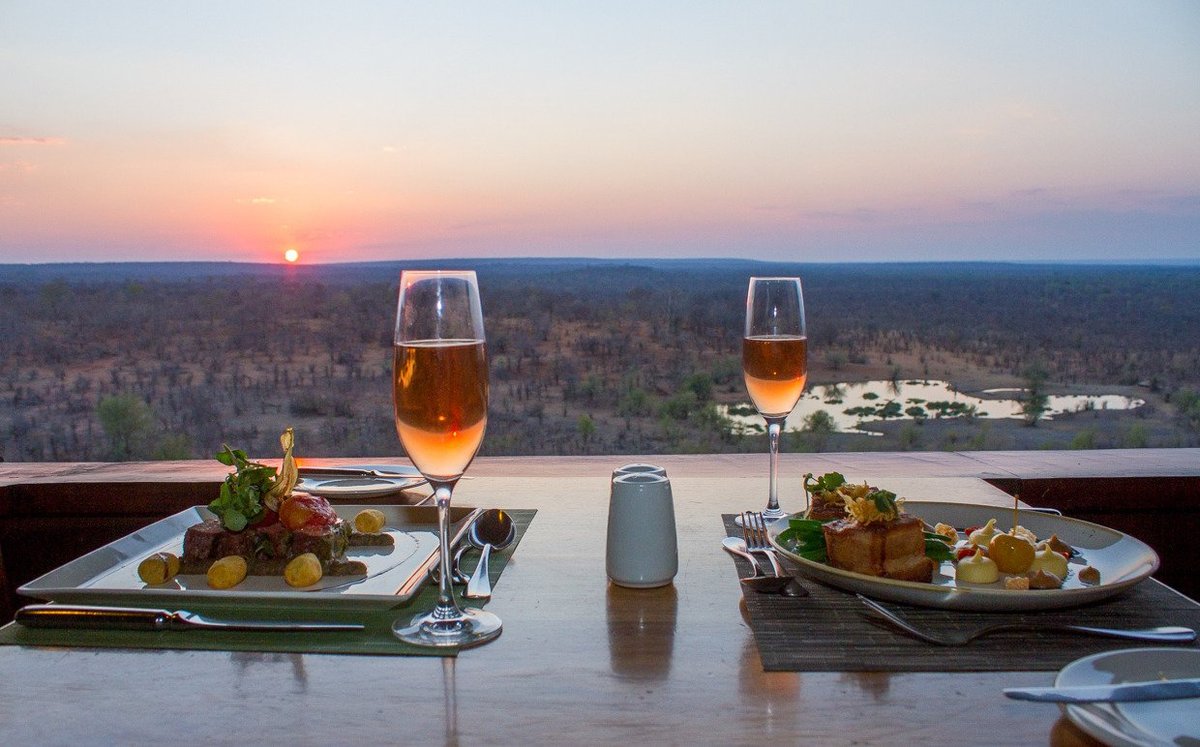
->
xmin=137 ymin=552 xmax=181 ymax=585
xmin=354 ymin=508 xmax=386 ymax=533
xmin=284 ymin=553 xmax=323 ymax=588
xmin=206 ymin=555 xmax=248 ymax=589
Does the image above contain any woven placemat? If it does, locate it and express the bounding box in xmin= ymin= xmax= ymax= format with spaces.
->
xmin=722 ymin=515 xmax=1200 ymax=672
xmin=0 ymin=509 xmax=535 ymax=657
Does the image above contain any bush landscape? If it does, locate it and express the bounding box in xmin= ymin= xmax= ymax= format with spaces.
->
xmin=2 ymin=259 xmax=1198 ymax=462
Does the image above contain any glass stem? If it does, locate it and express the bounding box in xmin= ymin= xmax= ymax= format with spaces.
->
xmin=431 ymin=480 xmax=463 ymax=619
xmin=764 ymin=416 xmax=786 ymax=519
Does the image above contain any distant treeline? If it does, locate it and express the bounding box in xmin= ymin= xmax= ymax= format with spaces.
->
xmin=1 ymin=260 xmax=1198 ymax=461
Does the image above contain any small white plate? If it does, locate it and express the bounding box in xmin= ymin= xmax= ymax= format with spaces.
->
xmin=296 ymin=464 xmax=425 ymax=499
xmin=1056 ymin=648 xmax=1200 ymax=746
xmin=770 ymin=501 xmax=1159 ymax=611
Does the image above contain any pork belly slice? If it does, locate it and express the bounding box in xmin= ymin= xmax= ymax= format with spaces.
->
xmin=806 ymin=494 xmax=847 ymax=521
xmin=822 ymin=515 xmax=934 ymax=582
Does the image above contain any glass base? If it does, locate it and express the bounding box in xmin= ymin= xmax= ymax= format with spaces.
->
xmin=734 ymin=507 xmax=787 ymax=527
xmin=392 ymin=607 xmax=502 ymax=649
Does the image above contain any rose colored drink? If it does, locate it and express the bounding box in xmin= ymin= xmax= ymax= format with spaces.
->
xmin=742 ymin=335 xmax=808 ymax=418
xmin=393 ymin=339 xmax=488 ymax=482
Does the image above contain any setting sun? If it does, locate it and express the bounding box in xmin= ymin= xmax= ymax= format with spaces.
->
xmin=284 ymin=248 xmax=299 ymax=263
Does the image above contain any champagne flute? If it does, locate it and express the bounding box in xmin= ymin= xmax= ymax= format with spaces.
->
xmin=742 ymin=277 xmax=808 ymax=523
xmin=391 ymin=270 xmax=501 ymax=648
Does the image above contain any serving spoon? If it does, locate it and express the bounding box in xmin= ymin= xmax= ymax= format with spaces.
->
xmin=464 ymin=509 xmax=516 ymax=600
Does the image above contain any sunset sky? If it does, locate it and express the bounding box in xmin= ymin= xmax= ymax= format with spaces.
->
xmin=1 ymin=1 xmax=1197 ymax=265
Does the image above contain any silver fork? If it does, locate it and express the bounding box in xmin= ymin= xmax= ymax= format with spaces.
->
xmin=741 ymin=511 xmax=784 ymax=577
xmin=858 ymin=594 xmax=1196 ymax=646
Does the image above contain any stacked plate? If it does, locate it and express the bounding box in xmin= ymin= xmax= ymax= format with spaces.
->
xmin=1055 ymin=648 xmax=1200 ymax=745
xmin=296 ymin=465 xmax=426 ymax=499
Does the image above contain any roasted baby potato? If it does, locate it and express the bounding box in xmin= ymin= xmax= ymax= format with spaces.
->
xmin=354 ymin=508 xmax=386 ymax=533
xmin=206 ymin=555 xmax=248 ymax=589
xmin=137 ymin=552 xmax=181 ymax=585
xmin=284 ymin=552 xmax=323 ymax=587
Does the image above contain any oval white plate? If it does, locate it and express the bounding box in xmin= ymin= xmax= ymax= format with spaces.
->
xmin=1056 ymin=647 xmax=1200 ymax=746
xmin=769 ymin=501 xmax=1159 ymax=611
xmin=296 ymin=464 xmax=425 ymax=498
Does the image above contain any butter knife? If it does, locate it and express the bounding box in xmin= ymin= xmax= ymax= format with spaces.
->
xmin=15 ymin=604 xmax=364 ymax=632
xmin=1004 ymin=677 xmax=1200 ymax=703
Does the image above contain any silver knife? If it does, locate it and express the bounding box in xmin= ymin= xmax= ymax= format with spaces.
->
xmin=1004 ymin=677 xmax=1200 ymax=703
xmin=15 ymin=604 xmax=364 ymax=632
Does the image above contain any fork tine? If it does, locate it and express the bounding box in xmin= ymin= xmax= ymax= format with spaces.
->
xmin=745 ymin=511 xmax=785 ymax=577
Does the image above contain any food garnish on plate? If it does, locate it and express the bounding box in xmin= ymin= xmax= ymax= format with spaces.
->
xmin=780 ymin=473 xmax=953 ymax=579
xmin=821 ymin=484 xmax=936 ymax=582
xmin=138 ymin=428 xmax=394 ymax=589
xmin=779 ymin=472 xmax=1102 ymax=591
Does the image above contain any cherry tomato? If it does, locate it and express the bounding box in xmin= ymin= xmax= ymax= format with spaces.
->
xmin=956 ymin=545 xmax=982 ymax=562
xmin=279 ymin=493 xmax=339 ymax=530
xmin=249 ymin=508 xmax=278 ymax=528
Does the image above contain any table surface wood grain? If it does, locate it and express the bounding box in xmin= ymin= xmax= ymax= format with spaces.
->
xmin=5 ymin=452 xmax=1196 ymax=745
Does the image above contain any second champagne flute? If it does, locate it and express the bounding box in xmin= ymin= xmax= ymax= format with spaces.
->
xmin=742 ymin=277 xmax=808 ymax=523
xmin=391 ymin=270 xmax=501 ymax=648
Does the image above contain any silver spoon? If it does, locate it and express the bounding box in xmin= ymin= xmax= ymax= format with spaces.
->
xmin=464 ymin=509 xmax=516 ymax=600
xmin=722 ymin=537 xmax=807 ymax=596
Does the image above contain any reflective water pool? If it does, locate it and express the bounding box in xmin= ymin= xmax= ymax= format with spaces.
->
xmin=720 ymin=380 xmax=1145 ymax=436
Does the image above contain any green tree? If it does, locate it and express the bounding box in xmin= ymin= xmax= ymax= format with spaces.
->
xmin=96 ymin=394 xmax=154 ymax=459
xmin=681 ymin=372 xmax=714 ymax=403
xmin=898 ymin=422 xmax=922 ymax=450
xmin=1020 ymin=364 xmax=1050 ymax=426
xmin=154 ymin=433 xmax=193 ymax=460
xmin=658 ymin=390 xmax=697 ymax=420
xmin=1122 ymin=423 xmax=1149 ymax=448
xmin=617 ymin=387 xmax=652 ymax=418
xmin=1172 ymin=389 xmax=1200 ymax=433
xmin=795 ymin=409 xmax=836 ymax=452
xmin=1070 ymin=428 xmax=1097 ymax=449
xmin=577 ymin=413 xmax=597 ymax=449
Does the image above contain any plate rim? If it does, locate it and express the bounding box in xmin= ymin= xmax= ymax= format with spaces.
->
xmin=296 ymin=463 xmax=426 ymax=497
xmin=769 ymin=500 xmax=1160 ymax=611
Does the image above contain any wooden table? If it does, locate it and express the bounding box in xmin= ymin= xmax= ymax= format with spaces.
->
xmin=1 ymin=453 xmax=1193 ymax=745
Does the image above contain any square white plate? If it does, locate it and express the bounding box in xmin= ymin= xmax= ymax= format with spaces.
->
xmin=19 ymin=505 xmax=444 ymax=611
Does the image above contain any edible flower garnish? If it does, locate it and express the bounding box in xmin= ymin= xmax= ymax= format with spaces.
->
xmin=843 ymin=488 xmax=903 ymax=525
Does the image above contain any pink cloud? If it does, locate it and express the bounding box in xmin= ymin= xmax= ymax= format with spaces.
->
xmin=0 ymin=136 xmax=66 ymax=146
xmin=0 ymin=160 xmax=37 ymax=173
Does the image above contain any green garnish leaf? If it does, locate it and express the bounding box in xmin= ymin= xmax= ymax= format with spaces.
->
xmin=804 ymin=471 xmax=846 ymax=494
xmin=208 ymin=443 xmax=277 ymax=531
xmin=224 ymin=510 xmax=248 ymax=532
xmin=868 ymin=489 xmax=899 ymax=515
xmin=923 ymin=533 xmax=954 ymax=562
xmin=777 ymin=517 xmax=829 ymax=563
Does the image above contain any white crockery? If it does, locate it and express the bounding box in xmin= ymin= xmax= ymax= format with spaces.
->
xmin=770 ymin=501 xmax=1158 ymax=611
xmin=606 ymin=472 xmax=678 ymax=588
